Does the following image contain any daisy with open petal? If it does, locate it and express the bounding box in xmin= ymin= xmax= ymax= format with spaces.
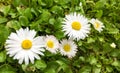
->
xmin=59 ymin=39 xmax=77 ymax=58
xmin=90 ymin=18 xmax=105 ymax=32
xmin=62 ymin=12 xmax=90 ymax=40
xmin=5 ymin=28 xmax=45 ymax=65
xmin=44 ymin=35 xmax=59 ymax=54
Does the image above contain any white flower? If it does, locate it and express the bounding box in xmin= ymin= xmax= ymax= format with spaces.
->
xmin=62 ymin=12 xmax=90 ymax=40
xmin=5 ymin=28 xmax=45 ymax=65
xmin=44 ymin=35 xmax=59 ymax=54
xmin=110 ymin=43 xmax=116 ymax=48
xmin=90 ymin=18 xmax=105 ymax=32
xmin=79 ymin=2 xmax=82 ymax=6
xmin=59 ymin=39 xmax=77 ymax=58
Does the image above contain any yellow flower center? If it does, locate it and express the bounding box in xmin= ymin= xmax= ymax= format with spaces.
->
xmin=95 ymin=22 xmax=100 ymax=29
xmin=71 ymin=21 xmax=81 ymax=30
xmin=63 ymin=44 xmax=71 ymax=52
xmin=22 ymin=40 xmax=32 ymax=50
xmin=47 ymin=40 xmax=54 ymax=48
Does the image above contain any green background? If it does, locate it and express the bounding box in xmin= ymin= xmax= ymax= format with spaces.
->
xmin=0 ymin=0 xmax=120 ymax=73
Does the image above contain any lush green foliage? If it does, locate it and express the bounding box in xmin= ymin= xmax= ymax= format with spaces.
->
xmin=0 ymin=0 xmax=120 ymax=73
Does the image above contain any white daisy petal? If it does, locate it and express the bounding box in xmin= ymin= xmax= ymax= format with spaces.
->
xmin=62 ymin=12 xmax=90 ymax=40
xmin=27 ymin=51 xmax=35 ymax=64
xmin=5 ymin=27 xmax=45 ymax=65
xmin=24 ymin=54 xmax=29 ymax=65
xmin=18 ymin=57 xmax=24 ymax=64
xmin=33 ymin=36 xmax=45 ymax=47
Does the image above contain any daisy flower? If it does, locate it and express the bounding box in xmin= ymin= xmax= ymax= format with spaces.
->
xmin=59 ymin=39 xmax=77 ymax=58
xmin=44 ymin=35 xmax=59 ymax=54
xmin=90 ymin=18 xmax=105 ymax=32
xmin=110 ymin=43 xmax=116 ymax=48
xmin=5 ymin=28 xmax=45 ymax=65
xmin=62 ymin=12 xmax=90 ymax=40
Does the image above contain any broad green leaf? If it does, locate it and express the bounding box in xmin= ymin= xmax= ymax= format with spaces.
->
xmin=19 ymin=16 xmax=29 ymax=26
xmin=106 ymin=66 xmax=113 ymax=72
xmin=87 ymin=37 xmax=95 ymax=43
xmin=0 ymin=51 xmax=6 ymax=62
xmin=40 ymin=10 xmax=51 ymax=22
xmin=23 ymin=8 xmax=33 ymax=20
xmin=12 ymin=0 xmax=21 ymax=7
xmin=54 ymin=0 xmax=71 ymax=5
xmin=34 ymin=60 xmax=47 ymax=70
xmin=88 ymin=55 xmax=97 ymax=65
xmin=45 ymin=68 xmax=55 ymax=73
xmin=92 ymin=66 xmax=101 ymax=73
xmin=107 ymin=28 xmax=119 ymax=34
xmin=43 ymin=0 xmax=53 ymax=7
xmin=51 ymin=6 xmax=63 ymax=14
xmin=95 ymin=10 xmax=103 ymax=18
xmin=0 ymin=25 xmax=9 ymax=44
xmin=0 ymin=64 xmax=16 ymax=73
xmin=0 ymin=17 xmax=8 ymax=24
xmin=38 ymin=0 xmax=46 ymax=6
xmin=0 ymin=5 xmax=11 ymax=16
xmin=79 ymin=66 xmax=91 ymax=73
xmin=6 ymin=20 xmax=21 ymax=30
xmin=55 ymin=31 xmax=64 ymax=40
xmin=95 ymin=0 xmax=107 ymax=9
xmin=112 ymin=60 xmax=120 ymax=67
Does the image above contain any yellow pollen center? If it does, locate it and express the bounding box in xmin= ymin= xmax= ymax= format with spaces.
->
xmin=47 ymin=40 xmax=54 ymax=48
xmin=22 ymin=40 xmax=32 ymax=50
xmin=63 ymin=44 xmax=71 ymax=52
xmin=71 ymin=21 xmax=81 ymax=30
xmin=95 ymin=22 xmax=100 ymax=28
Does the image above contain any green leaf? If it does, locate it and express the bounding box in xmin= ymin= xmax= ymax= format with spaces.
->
xmin=106 ymin=66 xmax=113 ymax=72
xmin=12 ymin=0 xmax=21 ymax=7
xmin=3 ymin=5 xmax=11 ymax=16
xmin=45 ymin=68 xmax=56 ymax=73
xmin=95 ymin=10 xmax=103 ymax=18
xmin=88 ymin=55 xmax=97 ymax=65
xmin=54 ymin=0 xmax=71 ymax=5
xmin=107 ymin=27 xmax=119 ymax=34
xmin=0 ymin=17 xmax=8 ymax=24
xmin=79 ymin=66 xmax=91 ymax=73
xmin=92 ymin=66 xmax=101 ymax=73
xmin=55 ymin=31 xmax=64 ymax=40
xmin=0 ymin=25 xmax=9 ymax=44
xmin=43 ymin=0 xmax=54 ymax=7
xmin=34 ymin=60 xmax=47 ymax=70
xmin=95 ymin=0 xmax=107 ymax=9
xmin=0 ymin=64 xmax=16 ymax=73
xmin=40 ymin=10 xmax=51 ymax=22
xmin=87 ymin=37 xmax=95 ymax=43
xmin=23 ymin=8 xmax=33 ymax=20
xmin=19 ymin=16 xmax=29 ymax=26
xmin=6 ymin=20 xmax=21 ymax=30
xmin=112 ymin=60 xmax=120 ymax=67
xmin=51 ymin=5 xmax=63 ymax=14
xmin=0 ymin=51 xmax=6 ymax=62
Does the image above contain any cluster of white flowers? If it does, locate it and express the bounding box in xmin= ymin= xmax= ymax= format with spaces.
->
xmin=62 ymin=12 xmax=105 ymax=41
xmin=5 ymin=12 xmax=105 ymax=65
xmin=5 ymin=28 xmax=77 ymax=65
